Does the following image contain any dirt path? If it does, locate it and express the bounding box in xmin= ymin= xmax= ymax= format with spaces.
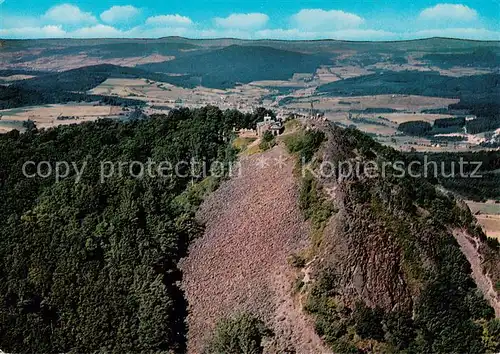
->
xmin=179 ymin=145 xmax=331 ymax=353
xmin=452 ymin=229 xmax=500 ymax=317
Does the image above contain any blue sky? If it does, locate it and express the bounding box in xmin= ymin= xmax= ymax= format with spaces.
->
xmin=0 ymin=0 xmax=499 ymax=40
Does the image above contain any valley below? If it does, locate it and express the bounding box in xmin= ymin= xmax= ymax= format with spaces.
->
xmin=0 ymin=36 xmax=499 ymax=353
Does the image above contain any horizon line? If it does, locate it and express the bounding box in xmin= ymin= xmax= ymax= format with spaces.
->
xmin=1 ymin=36 xmax=499 ymax=44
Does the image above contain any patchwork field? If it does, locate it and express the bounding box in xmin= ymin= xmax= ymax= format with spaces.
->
xmin=1 ymin=38 xmax=497 ymax=156
xmin=279 ymin=95 xmax=486 ymax=152
xmin=0 ymin=103 xmax=127 ymax=131
xmin=316 ymin=65 xmax=374 ymax=82
xmin=384 ymin=113 xmax=455 ymax=124
xmin=1 ymin=54 xmax=175 ymax=72
xmin=90 ymin=78 xmax=270 ymax=112
xmin=284 ymin=95 xmax=459 ymax=113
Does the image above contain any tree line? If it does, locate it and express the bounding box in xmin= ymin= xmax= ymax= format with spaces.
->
xmin=0 ymin=106 xmax=257 ymax=353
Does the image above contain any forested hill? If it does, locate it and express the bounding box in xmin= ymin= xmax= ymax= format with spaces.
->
xmin=0 ymin=106 xmax=259 ymax=353
xmin=0 ymin=64 xmax=198 ymax=110
xmin=0 ymin=108 xmax=499 ymax=353
xmin=317 ymin=71 xmax=500 ymax=102
xmin=0 ymin=84 xmax=143 ymax=110
xmin=316 ymin=71 xmax=500 ymax=119
xmin=12 ymin=64 xmax=197 ymax=92
xmin=139 ymin=45 xmax=330 ymax=89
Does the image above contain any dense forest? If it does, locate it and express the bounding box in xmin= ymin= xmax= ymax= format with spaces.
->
xmin=397 ymin=120 xmax=500 ymax=201
xmin=449 ymin=100 xmax=500 ymax=118
xmin=299 ymin=125 xmax=500 ymax=353
xmin=0 ymin=85 xmax=144 ymax=110
xmin=317 ymin=71 xmax=499 ymax=99
xmin=15 ymin=42 xmax=201 ymax=62
xmin=422 ymin=47 xmax=500 ymax=69
xmin=466 ymin=116 xmax=500 ymax=135
xmin=404 ymin=150 xmax=500 ymax=201
xmin=0 ymin=64 xmax=199 ymax=110
xmin=434 ymin=116 xmax=466 ymax=128
xmin=398 ymin=115 xmax=500 ymax=136
xmin=0 ymin=106 xmax=274 ymax=353
xmin=139 ymin=45 xmax=330 ymax=89
xmin=13 ymin=64 xmax=198 ymax=92
xmin=397 ymin=120 xmax=433 ymax=136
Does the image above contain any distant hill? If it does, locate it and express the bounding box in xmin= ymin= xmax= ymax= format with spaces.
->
xmin=139 ymin=45 xmax=331 ymax=89
xmin=1 ymin=36 xmax=498 ymax=86
xmin=38 ymin=42 xmax=200 ymax=60
xmin=1 ymin=37 xmax=499 ymax=106
xmin=3 ymin=36 xmax=497 ymax=54
xmin=422 ymin=47 xmax=500 ymax=69
xmin=14 ymin=64 xmax=197 ymax=92
xmin=317 ymin=71 xmax=500 ymax=102
xmin=317 ymin=71 xmax=500 ymax=122
xmin=0 ymin=39 xmax=201 ymax=57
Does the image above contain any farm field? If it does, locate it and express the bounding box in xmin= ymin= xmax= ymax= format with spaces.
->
xmin=476 ymin=216 xmax=500 ymax=239
xmin=90 ymin=78 xmax=270 ymax=112
xmin=284 ymin=95 xmax=459 ymax=113
xmin=466 ymin=201 xmax=500 ymax=239
xmin=379 ymin=136 xmax=476 ymax=152
xmin=0 ymin=103 xmax=127 ymax=131
xmin=316 ymin=65 xmax=374 ymax=82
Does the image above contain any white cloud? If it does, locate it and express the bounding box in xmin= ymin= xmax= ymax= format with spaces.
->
xmin=2 ymin=24 xmax=498 ymax=40
xmin=214 ymin=13 xmax=269 ymax=30
xmin=42 ymin=4 xmax=97 ymax=25
xmin=419 ymin=4 xmax=478 ymax=22
xmin=0 ymin=4 xmax=497 ymax=41
xmin=291 ymin=9 xmax=364 ymax=31
xmin=0 ymin=25 xmax=66 ymax=38
xmin=100 ymin=5 xmax=140 ymax=24
xmin=71 ymin=24 xmax=123 ymax=38
xmin=145 ymin=14 xmax=193 ymax=27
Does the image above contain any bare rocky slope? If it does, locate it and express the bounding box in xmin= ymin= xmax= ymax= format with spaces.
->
xmin=180 ymin=145 xmax=331 ymax=353
xmin=181 ymin=122 xmax=500 ymax=353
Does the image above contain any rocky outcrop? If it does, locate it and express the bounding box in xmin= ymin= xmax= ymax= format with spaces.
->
xmin=453 ymin=228 xmax=500 ymax=317
xmin=319 ymin=207 xmax=413 ymax=312
xmin=180 ymin=121 xmax=499 ymax=354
